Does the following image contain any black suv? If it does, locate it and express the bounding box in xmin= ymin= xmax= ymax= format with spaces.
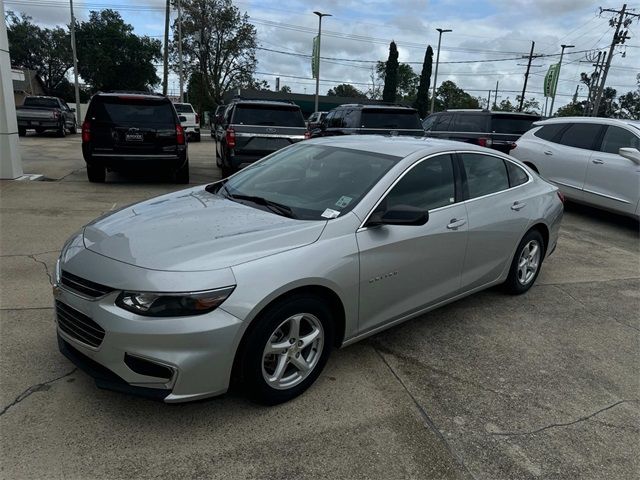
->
xmin=422 ymin=109 xmax=541 ymax=153
xmin=214 ymin=99 xmax=308 ymax=177
xmin=311 ymin=104 xmax=424 ymax=138
xmin=81 ymin=92 xmax=189 ymax=183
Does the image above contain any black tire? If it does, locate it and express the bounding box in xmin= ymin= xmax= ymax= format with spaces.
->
xmin=35 ymin=127 xmax=45 ymax=134
xmin=57 ymin=122 xmax=66 ymax=137
xmin=175 ymin=160 xmax=190 ymax=184
xmin=18 ymin=127 xmax=26 ymax=137
xmin=194 ymin=133 xmax=201 ymax=142
xmin=86 ymin=164 xmax=106 ymax=183
xmin=215 ymin=141 xmax=222 ymax=168
xmin=238 ymin=294 xmax=335 ymax=405
xmin=504 ymin=229 xmax=545 ymax=295
xmin=69 ymin=121 xmax=77 ymax=134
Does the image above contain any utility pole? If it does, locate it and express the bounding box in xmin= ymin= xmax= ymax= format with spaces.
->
xmin=493 ymin=80 xmax=498 ymax=109
xmin=313 ymin=11 xmax=331 ymax=113
xmin=69 ymin=0 xmax=81 ymax=126
xmin=583 ymin=51 xmax=605 ymax=116
xmin=592 ymin=4 xmax=638 ymax=116
xmin=548 ymin=44 xmax=574 ymax=116
xmin=519 ymin=41 xmax=541 ymax=112
xmin=177 ymin=0 xmax=184 ymax=102
xmin=162 ymin=0 xmax=170 ymax=95
xmin=487 ymin=90 xmax=492 ymax=109
xmin=430 ymin=28 xmax=452 ymax=114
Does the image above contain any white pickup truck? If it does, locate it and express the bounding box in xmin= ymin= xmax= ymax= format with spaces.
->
xmin=173 ymin=103 xmax=200 ymax=142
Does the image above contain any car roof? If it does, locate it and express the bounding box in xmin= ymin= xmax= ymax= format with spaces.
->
xmin=337 ymin=104 xmax=417 ymax=111
xmin=231 ymin=99 xmax=300 ymax=108
xmin=307 ymin=134 xmax=492 ymax=157
xmin=534 ymin=116 xmax=640 ymax=129
xmin=95 ymin=91 xmax=167 ymax=100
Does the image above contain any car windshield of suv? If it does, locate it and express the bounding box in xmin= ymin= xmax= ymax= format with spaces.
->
xmin=491 ymin=115 xmax=540 ymax=135
xmin=233 ymin=105 xmax=305 ymax=127
xmin=174 ymin=103 xmax=194 ymax=113
xmin=361 ymin=109 xmax=422 ymax=129
xmin=24 ymin=97 xmax=59 ymax=108
xmin=210 ymin=144 xmax=400 ymax=220
xmin=92 ymin=98 xmax=176 ymax=126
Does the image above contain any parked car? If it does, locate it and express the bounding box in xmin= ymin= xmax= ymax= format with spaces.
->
xmin=511 ymin=117 xmax=640 ymax=219
xmin=211 ymin=104 xmax=226 ymax=137
xmin=306 ymin=111 xmax=327 ymax=130
xmin=16 ymin=96 xmax=77 ymax=137
xmin=54 ymin=135 xmax=563 ymax=405
xmin=81 ymin=92 xmax=189 ymax=183
xmin=174 ymin=102 xmax=200 ymax=142
xmin=423 ymin=109 xmax=541 ymax=153
xmin=214 ymin=99 xmax=308 ymax=177
xmin=311 ymin=104 xmax=424 ymax=138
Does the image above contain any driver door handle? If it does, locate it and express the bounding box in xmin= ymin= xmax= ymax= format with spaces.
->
xmin=592 ymin=158 xmax=604 ymax=164
xmin=447 ymin=218 xmax=466 ymax=230
xmin=511 ymin=201 xmax=527 ymax=211
xmin=544 ymin=150 xmax=553 ymax=156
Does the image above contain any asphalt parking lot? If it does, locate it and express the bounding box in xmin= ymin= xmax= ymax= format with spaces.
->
xmin=1 ymin=132 xmax=639 ymax=480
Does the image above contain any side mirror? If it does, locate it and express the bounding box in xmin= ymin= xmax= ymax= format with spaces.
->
xmin=179 ymin=115 xmax=187 ymax=123
xmin=70 ymin=108 xmax=76 ymax=113
xmin=366 ymin=205 xmax=429 ymax=227
xmin=619 ymin=147 xmax=640 ymax=165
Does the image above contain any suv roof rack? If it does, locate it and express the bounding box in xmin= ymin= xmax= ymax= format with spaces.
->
xmin=338 ymin=103 xmax=413 ymax=108
xmin=101 ymin=90 xmax=165 ymax=97
xmin=229 ymin=97 xmax=297 ymax=105
xmin=445 ymin=108 xmax=490 ymax=112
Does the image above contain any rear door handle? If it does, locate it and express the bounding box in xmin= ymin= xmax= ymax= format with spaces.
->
xmin=511 ymin=201 xmax=527 ymax=211
xmin=544 ymin=150 xmax=553 ymax=156
xmin=447 ymin=218 xmax=466 ymax=230
xmin=592 ymin=159 xmax=604 ymax=164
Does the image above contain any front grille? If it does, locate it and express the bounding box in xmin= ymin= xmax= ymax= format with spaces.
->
xmin=55 ymin=301 xmax=105 ymax=348
xmin=60 ymin=270 xmax=114 ymax=298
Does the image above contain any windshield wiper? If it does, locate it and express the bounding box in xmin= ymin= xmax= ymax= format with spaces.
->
xmin=226 ymin=192 xmax=296 ymax=219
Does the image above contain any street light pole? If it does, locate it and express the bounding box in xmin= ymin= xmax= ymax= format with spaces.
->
xmin=69 ymin=0 xmax=81 ymax=126
xmin=177 ymin=0 xmax=184 ymax=102
xmin=313 ymin=11 xmax=331 ymax=113
xmin=430 ymin=28 xmax=451 ymax=114
xmin=548 ymin=44 xmax=574 ymax=116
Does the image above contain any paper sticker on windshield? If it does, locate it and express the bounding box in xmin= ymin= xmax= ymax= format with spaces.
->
xmin=321 ymin=208 xmax=341 ymax=219
xmin=335 ymin=196 xmax=352 ymax=208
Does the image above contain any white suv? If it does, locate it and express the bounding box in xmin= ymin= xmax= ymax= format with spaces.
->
xmin=511 ymin=117 xmax=640 ymax=219
xmin=174 ymin=103 xmax=201 ymax=142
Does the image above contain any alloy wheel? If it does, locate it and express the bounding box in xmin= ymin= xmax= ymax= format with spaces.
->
xmin=517 ymin=240 xmax=541 ymax=285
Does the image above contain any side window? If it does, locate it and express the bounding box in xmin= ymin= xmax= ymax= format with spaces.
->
xmin=343 ymin=109 xmax=359 ymax=128
xmin=329 ymin=109 xmax=344 ymax=128
xmin=506 ymin=161 xmax=529 ymax=187
xmin=600 ymin=126 xmax=640 ymax=154
xmin=323 ymin=111 xmax=335 ymax=127
xmin=461 ymin=153 xmax=509 ymax=199
xmin=533 ymin=123 xmax=566 ymax=142
xmin=556 ymin=123 xmax=603 ymax=150
xmin=384 ymin=154 xmax=456 ymax=212
xmin=432 ymin=113 xmax=453 ymax=131
xmin=422 ymin=115 xmax=437 ymax=131
xmin=452 ymin=114 xmax=487 ymax=133
xmin=225 ymin=106 xmax=233 ymax=124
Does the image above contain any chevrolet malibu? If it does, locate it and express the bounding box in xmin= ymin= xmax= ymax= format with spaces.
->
xmin=54 ymin=136 xmax=563 ymax=405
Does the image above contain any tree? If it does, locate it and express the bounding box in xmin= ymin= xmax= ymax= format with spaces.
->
xmin=172 ymin=0 xmax=258 ymax=104
xmin=618 ymin=89 xmax=640 ymax=120
xmin=381 ymin=41 xmax=399 ymax=103
xmin=327 ymin=83 xmax=365 ymax=98
xmin=377 ymin=61 xmax=418 ymax=103
xmin=493 ymin=95 xmax=540 ymax=114
xmin=6 ymin=12 xmax=73 ymax=94
xmin=596 ymin=87 xmax=619 ymax=118
xmin=555 ymin=102 xmax=586 ymax=117
xmin=279 ymin=85 xmax=292 ymax=93
xmin=75 ymin=10 xmax=162 ymax=92
xmin=434 ymin=81 xmax=479 ymax=110
xmin=413 ymin=45 xmax=433 ymax=118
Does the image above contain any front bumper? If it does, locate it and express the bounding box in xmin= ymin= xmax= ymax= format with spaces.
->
xmin=53 ymin=280 xmax=243 ymax=403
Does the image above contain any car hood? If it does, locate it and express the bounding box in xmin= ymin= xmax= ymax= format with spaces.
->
xmin=83 ymin=186 xmax=326 ymax=272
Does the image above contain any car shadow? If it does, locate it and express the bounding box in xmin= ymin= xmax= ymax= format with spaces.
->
xmin=563 ymin=201 xmax=639 ymax=233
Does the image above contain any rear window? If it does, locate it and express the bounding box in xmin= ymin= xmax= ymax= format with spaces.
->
xmin=451 ymin=114 xmax=487 ymax=132
xmin=174 ymin=103 xmax=194 ymax=114
xmin=491 ymin=115 xmax=539 ymax=135
xmin=23 ymin=97 xmax=58 ymax=108
xmin=90 ymin=97 xmax=176 ymax=125
xmin=533 ymin=123 xmax=566 ymax=141
xmin=361 ymin=109 xmax=422 ymax=129
xmin=232 ymin=105 xmax=305 ymax=127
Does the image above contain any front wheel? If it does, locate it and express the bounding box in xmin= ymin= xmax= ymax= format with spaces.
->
xmin=175 ymin=160 xmax=189 ymax=184
xmin=504 ymin=229 xmax=545 ymax=294
xmin=69 ymin=121 xmax=77 ymax=134
xmin=238 ymin=295 xmax=335 ymax=405
xmin=57 ymin=122 xmax=66 ymax=137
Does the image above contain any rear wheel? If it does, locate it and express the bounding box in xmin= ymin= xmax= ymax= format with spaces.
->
xmin=18 ymin=127 xmax=26 ymax=137
xmin=87 ymin=164 xmax=106 ymax=183
xmin=194 ymin=132 xmax=201 ymax=142
xmin=504 ymin=229 xmax=545 ymax=294
xmin=175 ymin=160 xmax=190 ymax=184
xmin=69 ymin=121 xmax=77 ymax=134
xmin=57 ymin=122 xmax=66 ymax=137
xmin=238 ymin=295 xmax=334 ymax=405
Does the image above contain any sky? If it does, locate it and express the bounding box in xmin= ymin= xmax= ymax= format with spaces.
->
xmin=4 ymin=0 xmax=640 ymax=111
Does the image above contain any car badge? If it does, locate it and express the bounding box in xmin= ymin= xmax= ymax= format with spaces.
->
xmin=266 ymin=128 xmax=277 ymax=134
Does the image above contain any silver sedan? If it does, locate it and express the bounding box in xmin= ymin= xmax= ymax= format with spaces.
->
xmin=53 ymin=136 xmax=564 ymax=404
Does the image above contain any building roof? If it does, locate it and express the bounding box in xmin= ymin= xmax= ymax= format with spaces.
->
xmin=11 ymin=68 xmax=45 ymax=93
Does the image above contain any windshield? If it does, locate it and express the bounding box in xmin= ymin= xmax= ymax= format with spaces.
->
xmin=213 ymin=144 xmax=400 ymax=220
xmin=174 ymin=103 xmax=194 ymax=113
xmin=361 ymin=109 xmax=422 ymax=129
xmin=232 ymin=105 xmax=305 ymax=127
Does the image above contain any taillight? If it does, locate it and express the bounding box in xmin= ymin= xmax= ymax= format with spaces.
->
xmin=304 ymin=131 xmax=311 ymax=140
xmin=508 ymin=142 xmax=517 ymax=151
xmin=52 ymin=110 xmax=61 ymax=119
xmin=81 ymin=121 xmax=91 ymax=142
xmin=195 ymin=113 xmax=200 ymax=125
xmin=176 ymin=124 xmax=185 ymax=145
xmin=557 ymin=191 xmax=565 ymax=204
xmin=226 ymin=128 xmax=236 ymax=148
xmin=477 ymin=137 xmax=493 ymax=147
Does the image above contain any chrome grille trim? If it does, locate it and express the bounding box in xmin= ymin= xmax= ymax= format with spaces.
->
xmin=55 ymin=301 xmax=105 ymax=348
xmin=60 ymin=270 xmax=114 ymax=299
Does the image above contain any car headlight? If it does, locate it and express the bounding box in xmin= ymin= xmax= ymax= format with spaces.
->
xmin=115 ymin=286 xmax=235 ymax=317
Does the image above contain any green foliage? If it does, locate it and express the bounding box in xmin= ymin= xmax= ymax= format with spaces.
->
xmin=186 ymin=72 xmax=214 ymax=117
xmin=75 ymin=10 xmax=162 ymax=92
xmin=618 ymin=89 xmax=640 ymax=120
xmin=173 ymin=0 xmax=258 ymax=104
xmin=382 ymin=41 xmax=399 ymax=103
xmin=434 ymin=81 xmax=479 ymax=110
xmin=377 ymin=60 xmax=418 ymax=103
xmin=327 ymin=83 xmax=366 ymax=98
xmin=279 ymin=85 xmax=292 ymax=93
xmin=555 ymin=102 xmax=585 ymax=117
xmin=414 ymin=45 xmax=432 ymax=117
xmin=6 ymin=11 xmax=73 ymax=93
xmin=493 ymin=96 xmax=540 ymax=114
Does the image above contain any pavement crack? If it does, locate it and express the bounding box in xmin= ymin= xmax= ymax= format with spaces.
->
xmin=490 ymin=400 xmax=637 ymax=437
xmin=373 ymin=345 xmax=477 ymax=480
xmin=27 ymin=254 xmax=53 ymax=286
xmin=0 ymin=368 xmax=77 ymax=417
xmin=57 ymin=167 xmax=85 ymax=182
xmin=0 ymin=306 xmax=54 ymax=311
xmin=0 ymin=250 xmax=60 ymax=258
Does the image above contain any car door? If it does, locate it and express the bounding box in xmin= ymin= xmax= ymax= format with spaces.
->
xmin=356 ymin=153 xmax=468 ymax=334
xmin=583 ymin=125 xmax=640 ymax=216
xmin=458 ymin=152 xmax=532 ymax=290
